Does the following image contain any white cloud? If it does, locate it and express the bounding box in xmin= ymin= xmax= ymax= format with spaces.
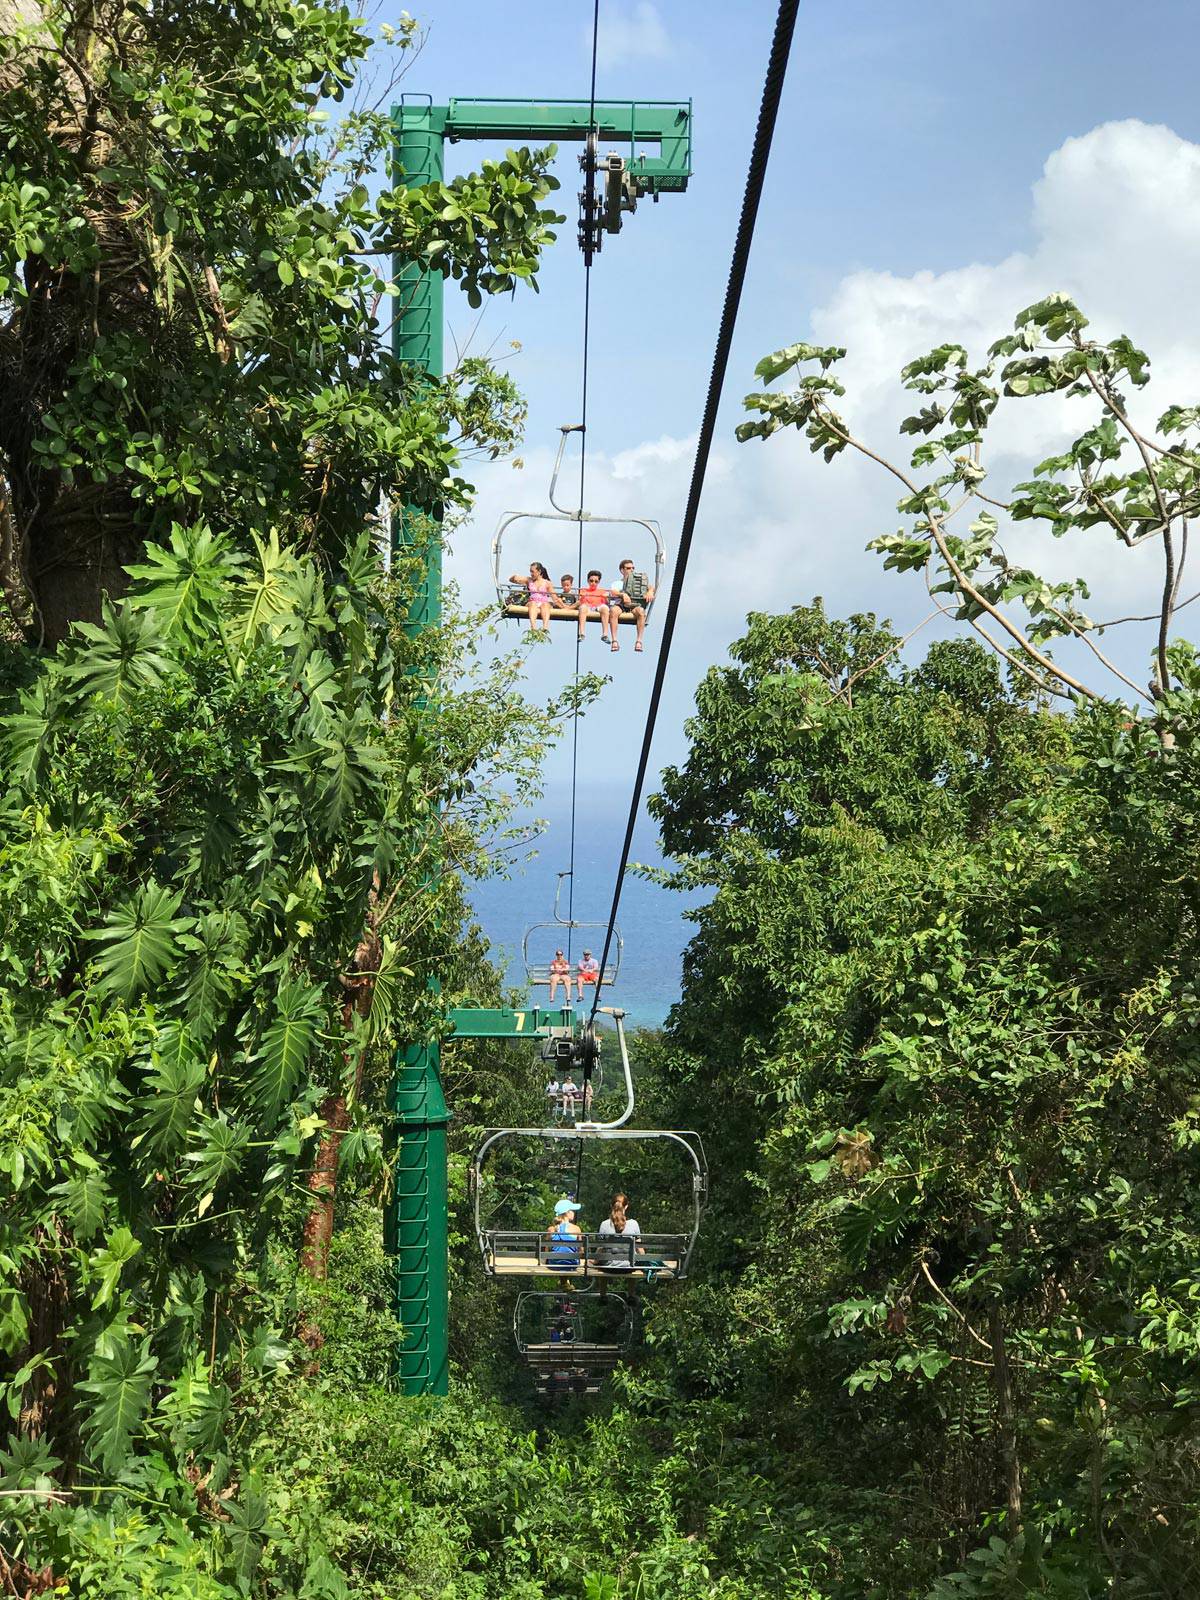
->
xmin=592 ymin=2 xmax=670 ymax=68
xmin=451 ymin=120 xmax=1200 ymax=725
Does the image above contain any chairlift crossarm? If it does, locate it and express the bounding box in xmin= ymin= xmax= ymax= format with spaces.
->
xmin=439 ymin=99 xmax=693 ymax=195
xmin=447 ymin=1005 xmax=577 ymax=1039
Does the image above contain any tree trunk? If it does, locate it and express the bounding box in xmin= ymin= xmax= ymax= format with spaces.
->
xmin=296 ymin=930 xmax=380 ymax=1359
xmin=0 ymin=3 xmax=157 ymax=642
xmin=989 ymin=1304 xmax=1023 ymax=1531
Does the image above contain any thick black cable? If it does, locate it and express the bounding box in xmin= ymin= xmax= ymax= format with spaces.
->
xmin=565 ymin=0 xmax=601 ymax=968
xmin=589 ymin=0 xmax=800 ymax=1024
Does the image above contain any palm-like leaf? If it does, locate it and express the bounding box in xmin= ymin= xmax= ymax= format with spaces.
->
xmin=125 ymin=521 xmax=241 ymax=642
xmin=177 ymin=911 xmax=248 ymax=1038
xmin=84 ymin=881 xmax=192 ymax=1002
xmin=184 ymin=1112 xmax=250 ymax=1194
xmin=361 ymin=937 xmax=412 ymax=1043
xmin=247 ymin=977 xmax=324 ymax=1118
xmin=135 ymin=1024 xmax=207 ymax=1158
xmin=65 ymin=601 xmax=171 ymax=704
xmin=231 ymin=530 xmax=305 ymax=653
xmin=80 ymin=1335 xmax=157 ymax=1475
xmin=3 ymin=679 xmax=60 ymax=789
xmin=51 ymin=1169 xmax=110 ymax=1241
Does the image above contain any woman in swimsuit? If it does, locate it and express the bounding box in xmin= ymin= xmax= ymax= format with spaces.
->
xmin=509 ymin=561 xmax=555 ymax=634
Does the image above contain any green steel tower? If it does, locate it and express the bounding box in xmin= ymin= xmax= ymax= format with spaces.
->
xmin=390 ymin=96 xmax=692 ymax=1396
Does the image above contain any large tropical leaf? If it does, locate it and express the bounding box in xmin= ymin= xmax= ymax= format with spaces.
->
xmin=224 ymin=1474 xmax=268 ymax=1590
xmin=83 ymin=881 xmax=193 ymax=1002
xmin=134 ymin=1024 xmax=207 ymax=1158
xmin=125 ymin=521 xmax=241 ymax=642
xmin=246 ymin=977 xmax=324 ymax=1118
xmin=156 ymin=1356 xmax=231 ymax=1463
xmin=184 ymin=1112 xmax=250 ymax=1196
xmin=64 ymin=601 xmax=171 ymax=705
xmin=177 ymin=911 xmax=248 ymax=1038
xmin=230 ymin=530 xmax=306 ymax=653
xmin=361 ymin=937 xmax=412 ymax=1043
xmin=313 ymin=733 xmax=387 ymax=835
xmin=2 ymin=679 xmax=60 ymax=790
xmin=51 ymin=1167 xmax=111 ymax=1241
xmin=79 ymin=1335 xmax=157 ymax=1475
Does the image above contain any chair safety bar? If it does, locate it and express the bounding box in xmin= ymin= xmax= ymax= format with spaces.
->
xmin=483 ymin=1230 xmax=690 ymax=1280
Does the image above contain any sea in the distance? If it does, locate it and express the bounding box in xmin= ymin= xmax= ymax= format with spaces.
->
xmin=466 ymin=784 xmax=703 ymax=1031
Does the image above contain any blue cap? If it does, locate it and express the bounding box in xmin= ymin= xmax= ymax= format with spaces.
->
xmin=554 ymin=1198 xmax=577 ymax=1216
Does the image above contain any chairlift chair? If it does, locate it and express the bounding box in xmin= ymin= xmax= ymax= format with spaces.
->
xmin=523 ymin=870 xmax=623 ymax=992
xmin=471 ymin=1011 xmax=707 ymax=1282
xmin=493 ymin=426 xmax=666 ymax=626
xmin=514 ymin=1289 xmax=634 ymax=1387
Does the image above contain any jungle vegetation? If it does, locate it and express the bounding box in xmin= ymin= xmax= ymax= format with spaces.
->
xmin=1 ymin=0 xmax=1199 ymax=1592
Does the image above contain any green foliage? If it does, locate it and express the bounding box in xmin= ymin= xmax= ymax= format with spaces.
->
xmin=643 ymin=603 xmax=1200 ymax=1595
xmin=740 ymin=300 xmax=1200 ymax=708
xmin=0 ymin=0 xmax=562 ymax=639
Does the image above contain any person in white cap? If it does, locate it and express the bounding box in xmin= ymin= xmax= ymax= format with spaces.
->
xmin=545 ymin=1198 xmax=582 ymax=1271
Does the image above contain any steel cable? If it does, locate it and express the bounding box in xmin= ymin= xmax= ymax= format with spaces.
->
xmin=564 ymin=0 xmax=601 ymax=961
xmin=587 ymin=0 xmax=800 ymax=1025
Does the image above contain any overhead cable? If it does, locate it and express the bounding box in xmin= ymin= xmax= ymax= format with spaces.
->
xmin=565 ymin=0 xmax=602 ymax=953
xmin=588 ymin=0 xmax=801 ymax=1023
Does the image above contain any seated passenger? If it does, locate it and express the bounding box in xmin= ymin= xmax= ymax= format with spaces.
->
xmin=558 ymin=574 xmax=579 ymax=613
xmin=576 ymin=569 xmax=617 ymax=646
xmin=508 ymin=561 xmax=555 ymax=635
xmin=609 ymin=558 xmax=655 ymax=653
xmin=595 ymin=1191 xmax=642 ymax=1272
xmin=544 ymin=1074 xmax=562 ymax=1120
xmin=545 ymin=1198 xmax=582 ymax=1271
xmin=575 ymin=951 xmax=600 ymax=1001
xmin=548 ymin=949 xmax=571 ymax=1003
xmin=559 ymin=1073 xmax=579 ymax=1120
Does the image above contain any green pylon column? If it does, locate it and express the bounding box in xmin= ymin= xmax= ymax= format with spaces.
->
xmin=389 ymin=1045 xmax=450 ymax=1394
xmin=391 ymin=98 xmax=450 ymax=1397
xmin=386 ymin=94 xmax=693 ymax=1398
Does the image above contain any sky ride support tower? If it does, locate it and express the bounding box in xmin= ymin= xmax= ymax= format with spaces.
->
xmin=390 ymin=95 xmax=693 ymax=1397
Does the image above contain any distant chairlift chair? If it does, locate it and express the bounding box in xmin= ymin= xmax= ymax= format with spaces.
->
xmin=515 ymin=1288 xmax=634 ymax=1397
xmin=493 ymin=425 xmax=666 ymax=627
xmin=523 ymin=870 xmax=623 ymax=995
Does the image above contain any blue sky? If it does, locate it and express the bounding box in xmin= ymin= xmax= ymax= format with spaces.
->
xmin=397 ymin=1 xmax=1200 ymax=872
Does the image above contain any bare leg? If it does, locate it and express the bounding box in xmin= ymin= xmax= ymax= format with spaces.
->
xmin=538 ymin=601 xmax=552 ymax=631
xmin=609 ymin=605 xmax=620 ymax=650
xmin=634 ymin=605 xmax=646 ymax=649
xmin=576 ymin=605 xmax=589 ymax=641
xmin=527 ymin=599 xmax=536 ymax=628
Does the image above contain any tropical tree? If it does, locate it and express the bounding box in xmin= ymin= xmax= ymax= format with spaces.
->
xmin=0 ymin=0 xmax=560 ymax=640
xmin=0 ymin=529 xmax=588 ymax=1491
xmin=738 ymin=296 xmax=1200 ymax=720
xmin=647 ymin=604 xmax=1200 ymax=1594
xmin=0 ymin=0 xmax=585 ymax=1583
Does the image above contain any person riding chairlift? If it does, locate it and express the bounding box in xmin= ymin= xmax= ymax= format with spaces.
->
xmin=595 ymin=1191 xmax=643 ymax=1272
xmin=508 ymin=561 xmax=555 ymax=635
xmin=548 ymin=948 xmax=571 ymax=1004
xmin=576 ymin=950 xmax=600 ymax=1001
xmin=546 ymin=1198 xmax=582 ymax=1271
xmin=609 ymin=558 xmax=655 ymax=653
xmin=576 ymin=569 xmax=617 ymax=646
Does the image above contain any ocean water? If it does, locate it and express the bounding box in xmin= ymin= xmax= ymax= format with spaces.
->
xmin=467 ymin=786 xmax=702 ymax=1031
